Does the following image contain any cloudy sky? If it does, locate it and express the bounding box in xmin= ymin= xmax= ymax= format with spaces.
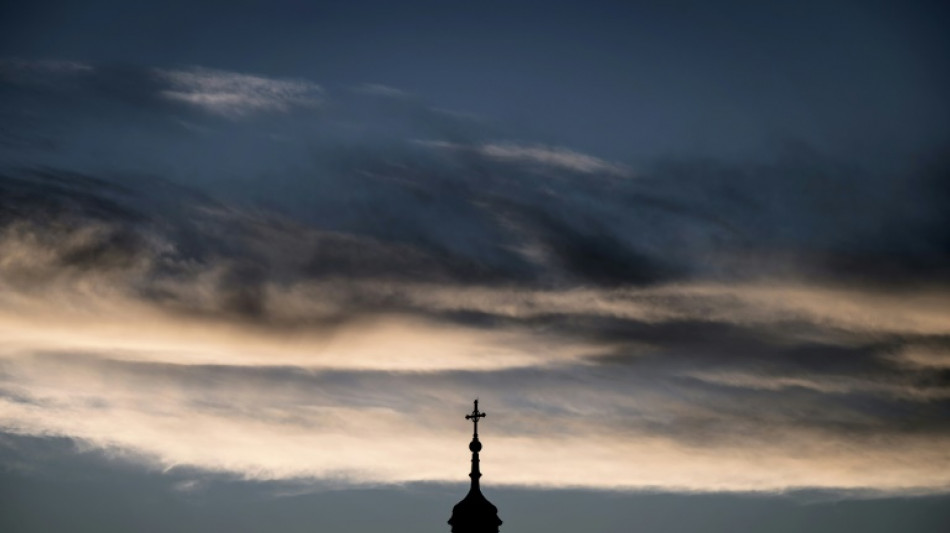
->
xmin=1 ymin=1 xmax=949 ymax=532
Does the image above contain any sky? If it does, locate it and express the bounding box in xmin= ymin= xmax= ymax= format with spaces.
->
xmin=1 ymin=1 xmax=949 ymax=532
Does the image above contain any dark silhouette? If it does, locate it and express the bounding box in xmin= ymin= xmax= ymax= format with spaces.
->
xmin=448 ymin=399 xmax=503 ymax=533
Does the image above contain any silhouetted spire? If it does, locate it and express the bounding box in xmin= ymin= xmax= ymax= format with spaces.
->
xmin=448 ymin=399 xmax=502 ymax=533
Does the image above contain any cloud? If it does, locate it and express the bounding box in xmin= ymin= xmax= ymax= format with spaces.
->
xmin=1 ymin=169 xmax=949 ymax=493
xmin=2 ymin=61 xmax=950 ymax=495
xmin=419 ymin=140 xmax=633 ymax=177
xmin=352 ymin=83 xmax=412 ymax=98
xmin=154 ymin=67 xmax=323 ymax=117
xmin=0 ymin=59 xmax=93 ymax=80
xmin=892 ymin=344 xmax=950 ymax=369
xmin=479 ymin=143 xmax=633 ymax=176
xmin=686 ymin=370 xmax=950 ymax=401
xmin=1 ymin=353 xmax=948 ymax=493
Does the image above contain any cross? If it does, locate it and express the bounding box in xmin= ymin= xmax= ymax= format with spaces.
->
xmin=465 ymin=399 xmax=486 ymax=437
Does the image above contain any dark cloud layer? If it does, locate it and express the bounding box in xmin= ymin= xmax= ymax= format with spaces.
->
xmin=1 ymin=60 xmax=949 ymax=460
xmin=1 ymin=156 xmax=948 ymax=466
xmin=3 ymin=61 xmax=950 ymax=291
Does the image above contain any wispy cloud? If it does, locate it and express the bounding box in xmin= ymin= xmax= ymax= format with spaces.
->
xmin=155 ymin=67 xmax=323 ymax=118
xmin=0 ymin=58 xmax=93 ymax=76
xmin=2 ymin=353 xmax=948 ymax=492
xmin=419 ymin=140 xmax=633 ymax=176
xmin=352 ymin=83 xmax=412 ymax=98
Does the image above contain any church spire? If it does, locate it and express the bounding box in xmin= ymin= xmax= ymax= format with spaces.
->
xmin=465 ymin=399 xmax=486 ymax=490
xmin=448 ymin=399 xmax=503 ymax=533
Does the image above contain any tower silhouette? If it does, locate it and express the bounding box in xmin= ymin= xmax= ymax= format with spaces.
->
xmin=448 ymin=399 xmax=503 ymax=533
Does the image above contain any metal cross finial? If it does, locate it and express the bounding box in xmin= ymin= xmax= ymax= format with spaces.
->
xmin=465 ymin=398 xmax=486 ymax=437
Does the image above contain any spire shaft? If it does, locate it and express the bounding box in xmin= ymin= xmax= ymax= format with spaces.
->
xmin=464 ymin=399 xmax=486 ymax=490
xmin=470 ymin=449 xmax=481 ymax=489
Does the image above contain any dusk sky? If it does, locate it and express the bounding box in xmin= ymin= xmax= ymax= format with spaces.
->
xmin=1 ymin=1 xmax=949 ymax=532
